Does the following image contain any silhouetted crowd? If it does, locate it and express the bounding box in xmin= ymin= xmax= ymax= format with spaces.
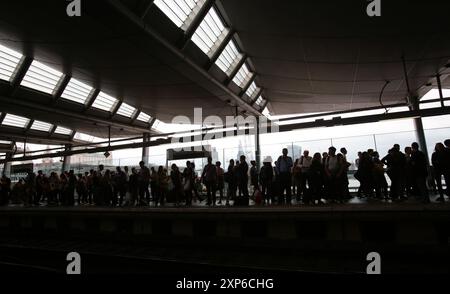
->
xmin=0 ymin=139 xmax=449 ymax=207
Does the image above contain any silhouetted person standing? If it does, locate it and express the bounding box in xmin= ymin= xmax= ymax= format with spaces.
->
xmin=202 ymin=156 xmax=217 ymax=206
xmin=182 ymin=161 xmax=194 ymax=206
xmin=157 ymin=166 xmax=168 ymax=207
xmin=138 ymin=161 xmax=150 ymax=205
xmin=356 ymin=152 xmax=374 ymax=198
xmin=275 ymin=148 xmax=293 ymax=205
xmin=298 ymin=150 xmax=312 ymax=202
xmin=67 ymin=170 xmax=76 ymax=206
xmin=404 ymin=147 xmax=414 ymax=198
xmin=237 ymin=155 xmax=249 ymax=204
xmin=308 ymin=152 xmax=324 ymax=204
xmin=113 ymin=166 xmax=126 ymax=206
xmin=215 ymin=161 xmax=225 ymax=205
xmin=225 ymin=159 xmax=236 ymax=206
xmin=0 ymin=175 xmax=11 ymax=206
xmin=444 ymin=139 xmax=450 ymax=149
xmin=35 ymin=170 xmax=44 ymax=205
xmin=128 ymin=168 xmax=139 ymax=206
xmin=76 ymin=174 xmax=88 ymax=205
xmin=410 ymin=142 xmax=430 ymax=203
xmin=324 ymin=147 xmax=344 ymax=202
xmin=382 ymin=144 xmax=406 ymax=200
xmin=340 ymin=148 xmax=351 ymax=199
xmin=445 ymin=139 xmax=450 ymax=197
xmin=170 ymin=164 xmax=183 ymax=206
xmin=432 ymin=143 xmax=448 ymax=202
xmin=250 ymin=160 xmax=259 ymax=196
xmin=260 ymin=157 xmax=274 ymax=205
xmin=373 ymin=152 xmax=388 ymax=199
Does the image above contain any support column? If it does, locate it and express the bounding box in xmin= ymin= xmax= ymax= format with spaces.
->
xmin=436 ymin=74 xmax=445 ymax=108
xmin=2 ymin=152 xmax=12 ymax=177
xmin=410 ymin=96 xmax=430 ymax=165
xmin=61 ymin=144 xmax=72 ymax=172
xmin=255 ymin=116 xmax=261 ymax=170
xmin=142 ymin=133 xmax=150 ymax=164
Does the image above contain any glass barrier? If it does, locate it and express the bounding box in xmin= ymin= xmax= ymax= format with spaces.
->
xmin=1 ymin=124 xmax=449 ymax=193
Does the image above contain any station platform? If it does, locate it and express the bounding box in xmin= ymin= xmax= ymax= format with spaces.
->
xmin=0 ymin=198 xmax=449 ymax=273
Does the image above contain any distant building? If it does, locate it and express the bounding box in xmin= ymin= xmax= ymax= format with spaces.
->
xmin=291 ymin=145 xmax=302 ymax=160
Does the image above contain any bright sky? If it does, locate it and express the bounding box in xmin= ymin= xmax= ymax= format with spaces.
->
xmin=6 ymin=88 xmax=450 ymax=168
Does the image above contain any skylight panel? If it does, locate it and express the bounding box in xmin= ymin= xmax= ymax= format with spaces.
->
xmin=61 ymin=77 xmax=93 ymax=104
xmin=245 ymin=81 xmax=260 ymax=99
xmin=232 ymin=63 xmax=253 ymax=88
xmin=0 ymin=44 xmax=23 ymax=82
xmin=1 ymin=114 xmax=30 ymax=128
xmin=30 ymin=120 xmax=53 ymax=132
xmin=116 ymin=102 xmax=137 ymax=118
xmin=215 ymin=39 xmax=242 ymax=75
xmin=54 ymin=126 xmax=72 ymax=135
xmin=419 ymin=88 xmax=450 ymax=109
xmin=255 ymin=96 xmax=265 ymax=106
xmin=152 ymin=119 xmax=165 ymax=132
xmin=21 ymin=60 xmax=63 ymax=94
xmin=191 ymin=7 xmax=228 ymax=55
xmin=91 ymin=91 xmax=118 ymax=112
xmin=136 ymin=112 xmax=152 ymax=123
xmin=154 ymin=0 xmax=202 ymax=29
xmin=73 ymin=132 xmax=104 ymax=143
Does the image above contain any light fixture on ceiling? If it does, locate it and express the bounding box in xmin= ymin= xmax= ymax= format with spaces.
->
xmin=104 ymin=151 xmax=110 ymax=158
